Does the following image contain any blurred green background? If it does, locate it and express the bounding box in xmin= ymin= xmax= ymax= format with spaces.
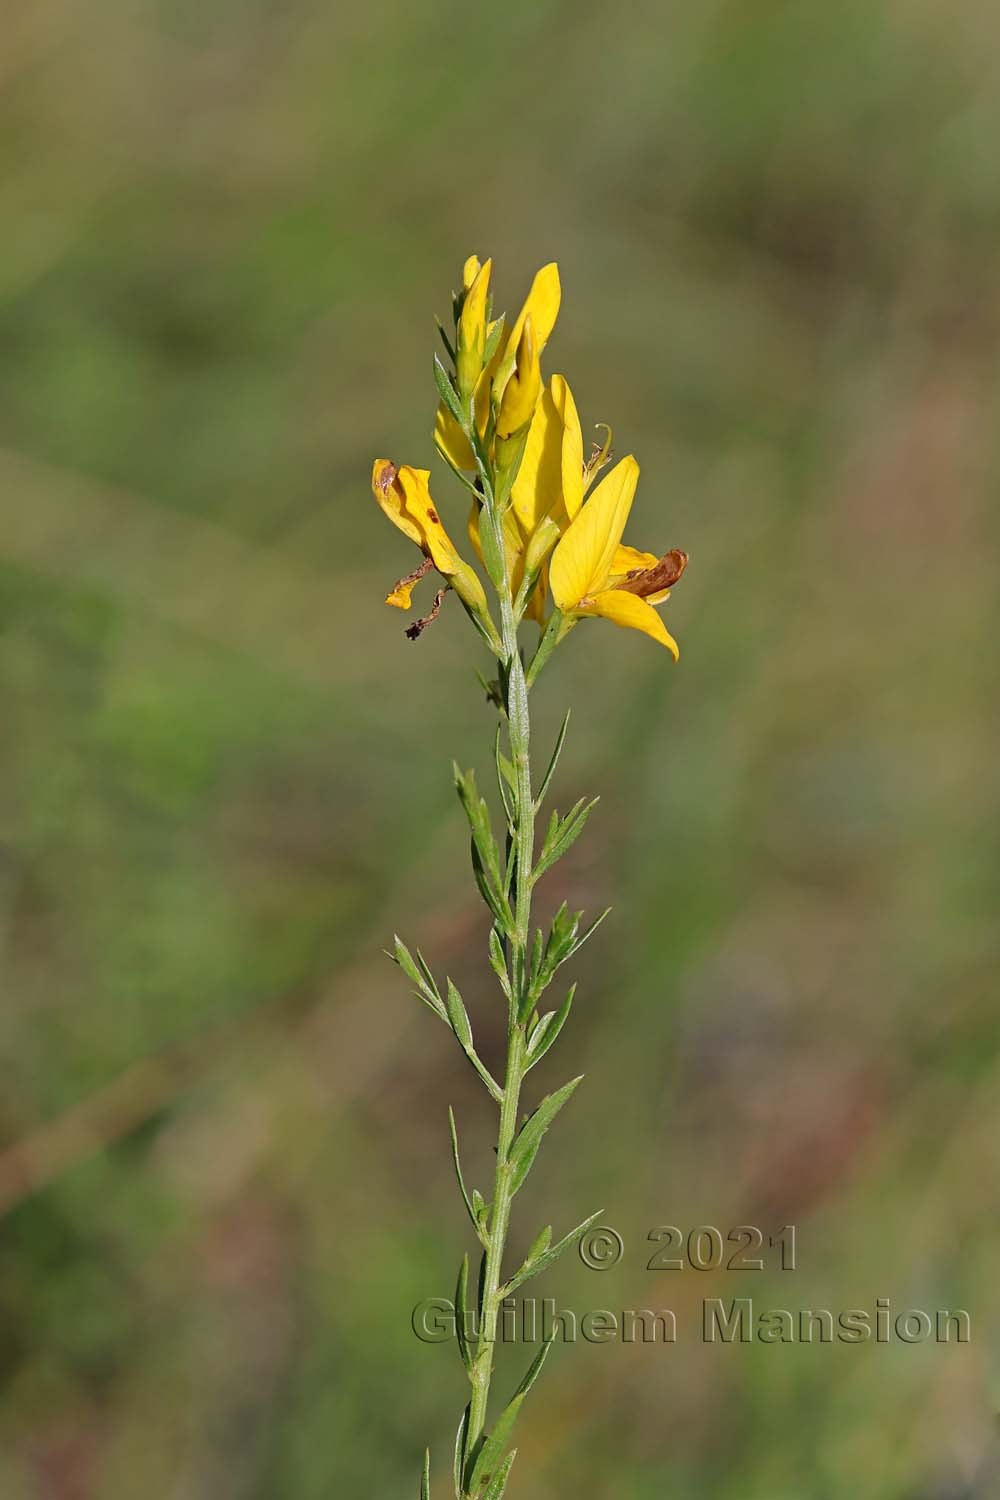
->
xmin=2 ymin=1 xmax=999 ymax=1495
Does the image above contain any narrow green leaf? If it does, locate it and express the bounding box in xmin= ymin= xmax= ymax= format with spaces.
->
xmin=436 ymin=316 xmax=456 ymax=363
xmin=505 ymin=1208 xmax=605 ymax=1294
xmin=415 ymin=948 xmax=443 ymax=1002
xmin=448 ymin=1107 xmax=481 ymax=1241
xmin=535 ymin=708 xmax=571 ymax=811
xmin=453 ymin=766 xmax=503 ymax=889
xmin=454 ymin=1406 xmax=470 ymax=1499
xmin=445 ymin=979 xmax=474 ymax=1050
xmin=482 ymin=314 xmax=506 ymax=366
xmin=525 ymin=1223 xmax=552 ymax=1265
xmin=507 ymin=1076 xmax=583 ymax=1194
xmin=444 ymin=1002 xmax=502 ymax=1102
xmin=466 ymin=1394 xmax=526 ymax=1496
xmin=533 ymin=797 xmax=599 ymax=883
xmin=433 ymin=353 xmax=464 ymax=423
xmin=456 ymin=1254 xmax=472 ymax=1372
xmin=529 ymin=927 xmax=544 ymax=985
xmin=525 ymin=983 xmax=575 ymax=1068
xmin=493 ymin=725 xmax=516 ymax=829
xmin=479 ymin=524 xmax=507 ymax=594
xmin=471 ymin=1188 xmax=489 ymax=1231
xmin=511 ymin=1333 xmax=554 ymax=1402
xmin=421 ymin=1447 xmax=431 ymax=1500
xmin=471 ymin=840 xmax=513 ymax=933
xmin=564 ymin=906 xmax=612 ymax=960
xmin=487 ymin=926 xmax=511 ymax=999
xmin=480 ymin=1451 xmax=516 ymax=1500
xmin=436 ymin=434 xmax=483 ymax=498
xmin=389 ymin=936 xmax=447 ymax=1020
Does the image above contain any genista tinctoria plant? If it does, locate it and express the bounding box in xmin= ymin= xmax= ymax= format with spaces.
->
xmin=372 ymin=256 xmax=688 ymax=1500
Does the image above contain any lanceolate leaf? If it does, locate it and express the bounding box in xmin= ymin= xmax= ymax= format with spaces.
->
xmin=507 ymin=1076 xmax=583 ymax=1195
xmin=435 ymin=315 xmax=456 ymax=363
xmin=479 ymin=1450 xmax=516 ymax=1500
xmin=454 ymin=765 xmax=504 ymax=893
xmin=532 ymin=797 xmax=599 ymax=884
xmin=482 ymin=314 xmax=506 ymax=366
xmin=445 ymin=981 xmax=502 ymax=1101
xmin=466 ymin=1339 xmax=552 ymax=1497
xmin=433 ymin=353 xmax=464 ymax=423
xmin=448 ymin=1107 xmax=483 ymax=1242
xmin=454 ymin=1406 xmax=470 ymax=1500
xmin=493 ymin=725 xmax=516 ymax=829
xmin=534 ymin=708 xmax=571 ymax=812
xmin=525 ymin=984 xmax=576 ymax=1068
xmin=445 ymin=979 xmax=474 ymax=1051
xmin=455 ymin=1254 xmax=472 ymax=1373
xmin=505 ymin=1208 xmax=605 ymax=1295
xmin=465 ymin=1393 xmax=526 ymax=1496
xmin=511 ymin=1333 xmax=555 ymax=1403
xmin=565 ymin=906 xmax=612 ymax=961
xmin=488 ymin=925 xmax=511 ymax=999
xmin=390 ymin=936 xmax=447 ymax=1021
xmin=471 ymin=841 xmax=514 ymax=933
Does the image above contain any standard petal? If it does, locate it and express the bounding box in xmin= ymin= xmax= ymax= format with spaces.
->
xmin=506 ymin=262 xmax=561 ymax=362
xmin=580 ymin=589 xmax=679 ymax=658
xmin=549 ymin=455 xmax=639 ymax=609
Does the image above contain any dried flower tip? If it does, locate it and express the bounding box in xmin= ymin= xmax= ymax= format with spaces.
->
xmin=405 ymin=587 xmax=447 ymax=640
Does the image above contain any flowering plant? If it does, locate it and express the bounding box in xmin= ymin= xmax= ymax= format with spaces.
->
xmin=373 ymin=256 xmax=687 ymax=1499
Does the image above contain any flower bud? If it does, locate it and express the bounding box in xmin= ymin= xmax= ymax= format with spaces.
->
xmin=496 ymin=317 xmax=540 ymax=439
xmin=457 ymin=258 xmax=492 ymax=401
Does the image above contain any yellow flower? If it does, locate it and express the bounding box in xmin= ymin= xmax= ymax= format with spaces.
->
xmin=435 ymin=259 xmax=562 ymax=472
xmin=371 ymin=459 xmax=488 ymax=618
xmin=548 ymin=456 xmax=687 ymax=658
xmin=456 ymin=257 xmax=492 ymax=400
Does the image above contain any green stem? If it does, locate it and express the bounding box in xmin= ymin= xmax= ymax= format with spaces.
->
xmin=464 ymin=494 xmax=536 ymax=1489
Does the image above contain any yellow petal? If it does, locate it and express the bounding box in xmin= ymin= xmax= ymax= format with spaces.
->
xmin=371 ymin=459 xmax=423 ymax=547
xmin=549 ymin=455 xmax=639 ymax=609
xmin=457 ymin=258 xmax=492 ymax=395
xmin=434 ymin=403 xmax=475 ymax=471
xmin=580 ymin=588 xmax=679 ymax=658
xmin=511 ymin=379 xmax=563 ymax=534
xmin=609 ymin=544 xmax=658 ymax=579
xmin=467 ymin=498 xmax=484 ymax=564
xmin=494 ymin=263 xmax=561 ymax=403
xmin=553 ymin=375 xmax=584 ymax=519
xmin=525 ymin=561 xmax=549 ymax=625
xmin=396 ymin=466 xmax=460 ymax=576
xmin=462 ymin=254 xmax=482 ymax=290
xmin=507 ymin=262 xmax=561 ymax=360
xmin=496 ymin=316 xmax=541 ymax=438
xmin=385 ymin=579 xmax=416 ymax=609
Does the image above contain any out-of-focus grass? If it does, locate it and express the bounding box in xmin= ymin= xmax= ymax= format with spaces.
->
xmin=1 ymin=1 xmax=999 ymax=1496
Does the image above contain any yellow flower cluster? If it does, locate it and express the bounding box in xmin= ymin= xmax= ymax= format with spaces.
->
xmin=371 ymin=255 xmax=686 ymax=658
